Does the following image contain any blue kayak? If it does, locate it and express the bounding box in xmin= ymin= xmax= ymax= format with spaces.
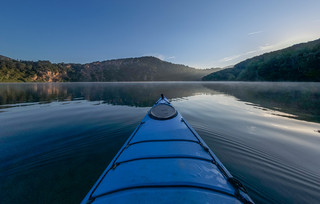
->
xmin=82 ymin=95 xmax=253 ymax=204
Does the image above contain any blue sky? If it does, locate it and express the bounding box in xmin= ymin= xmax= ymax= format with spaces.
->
xmin=1 ymin=0 xmax=320 ymax=68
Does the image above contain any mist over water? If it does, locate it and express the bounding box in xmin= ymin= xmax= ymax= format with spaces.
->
xmin=0 ymin=82 xmax=320 ymax=203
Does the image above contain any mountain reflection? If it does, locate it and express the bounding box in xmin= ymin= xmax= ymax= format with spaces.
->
xmin=0 ymin=82 xmax=215 ymax=107
xmin=0 ymin=82 xmax=319 ymax=122
xmin=202 ymin=82 xmax=320 ymax=122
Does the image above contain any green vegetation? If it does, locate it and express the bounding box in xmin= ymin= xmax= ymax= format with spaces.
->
xmin=0 ymin=56 xmax=70 ymax=82
xmin=203 ymin=38 xmax=320 ymax=81
xmin=0 ymin=56 xmax=217 ymax=82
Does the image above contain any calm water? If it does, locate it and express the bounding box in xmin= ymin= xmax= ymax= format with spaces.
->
xmin=0 ymin=82 xmax=320 ymax=204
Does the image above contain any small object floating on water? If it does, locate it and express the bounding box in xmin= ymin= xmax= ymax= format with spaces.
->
xmin=82 ymin=95 xmax=254 ymax=204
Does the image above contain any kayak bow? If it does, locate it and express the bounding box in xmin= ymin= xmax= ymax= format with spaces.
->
xmin=82 ymin=95 xmax=253 ymax=204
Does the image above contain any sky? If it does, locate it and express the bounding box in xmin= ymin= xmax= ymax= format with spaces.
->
xmin=1 ymin=0 xmax=320 ymax=68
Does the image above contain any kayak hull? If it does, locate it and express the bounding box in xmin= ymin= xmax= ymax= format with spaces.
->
xmin=82 ymin=97 xmax=253 ymax=203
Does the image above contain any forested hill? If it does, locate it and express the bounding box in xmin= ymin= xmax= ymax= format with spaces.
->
xmin=0 ymin=56 xmax=218 ymax=82
xmin=203 ymin=38 xmax=320 ymax=81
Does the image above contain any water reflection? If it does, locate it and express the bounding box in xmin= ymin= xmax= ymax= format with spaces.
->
xmin=1 ymin=82 xmax=320 ymax=204
xmin=1 ymin=82 xmax=320 ymax=123
xmin=0 ymin=82 xmax=214 ymax=107
xmin=203 ymin=82 xmax=320 ymax=123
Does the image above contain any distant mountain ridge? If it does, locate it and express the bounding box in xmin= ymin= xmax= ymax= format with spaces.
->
xmin=203 ymin=38 xmax=320 ymax=81
xmin=0 ymin=56 xmax=219 ymax=82
xmin=0 ymin=55 xmax=12 ymax=61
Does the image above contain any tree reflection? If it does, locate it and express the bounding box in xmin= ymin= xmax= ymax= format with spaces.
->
xmin=0 ymin=82 xmax=319 ymax=122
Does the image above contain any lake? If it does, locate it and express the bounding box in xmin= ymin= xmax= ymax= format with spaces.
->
xmin=0 ymin=82 xmax=320 ymax=204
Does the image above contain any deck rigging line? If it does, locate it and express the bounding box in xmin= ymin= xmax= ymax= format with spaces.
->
xmin=85 ymin=96 xmax=253 ymax=204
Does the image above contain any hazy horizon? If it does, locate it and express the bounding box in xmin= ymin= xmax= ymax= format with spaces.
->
xmin=1 ymin=37 xmax=318 ymax=70
xmin=1 ymin=0 xmax=320 ymax=68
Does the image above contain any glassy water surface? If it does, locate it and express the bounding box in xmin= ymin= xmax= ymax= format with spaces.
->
xmin=0 ymin=82 xmax=320 ymax=203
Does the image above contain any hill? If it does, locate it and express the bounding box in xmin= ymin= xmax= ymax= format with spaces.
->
xmin=0 ymin=56 xmax=218 ymax=82
xmin=203 ymin=38 xmax=320 ymax=81
xmin=0 ymin=55 xmax=12 ymax=61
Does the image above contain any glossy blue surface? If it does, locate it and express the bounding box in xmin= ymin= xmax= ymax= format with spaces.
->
xmin=130 ymin=115 xmax=198 ymax=143
xmin=81 ymin=97 xmax=253 ymax=203
xmin=92 ymin=188 xmax=242 ymax=204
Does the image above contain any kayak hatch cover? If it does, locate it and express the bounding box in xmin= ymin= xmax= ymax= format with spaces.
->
xmin=81 ymin=95 xmax=254 ymax=204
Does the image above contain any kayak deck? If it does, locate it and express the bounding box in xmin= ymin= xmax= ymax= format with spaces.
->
xmin=82 ymin=96 xmax=253 ymax=204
